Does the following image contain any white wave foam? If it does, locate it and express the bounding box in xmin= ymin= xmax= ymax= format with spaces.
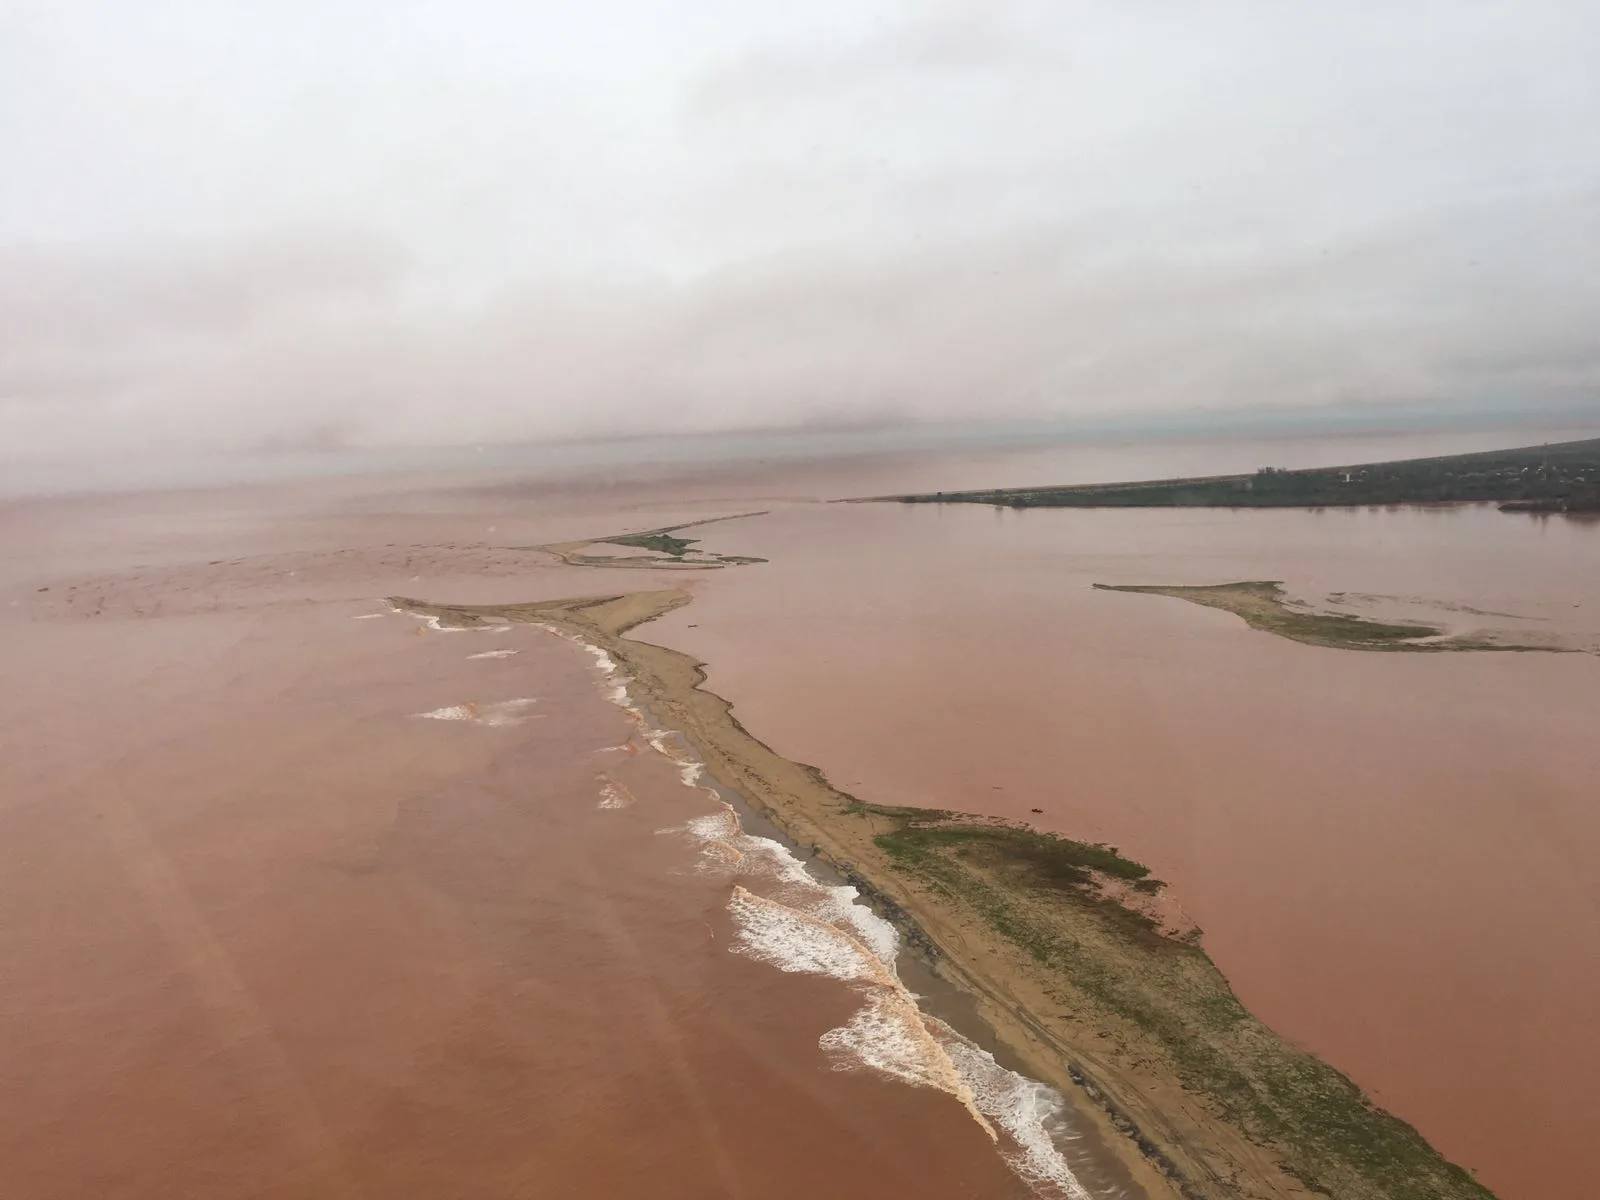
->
xmin=702 ymin=804 xmax=1094 ymax=1196
xmin=794 ymin=874 xmax=900 ymax=966
xmin=417 ymin=704 xmax=475 ymax=721
xmin=941 ymin=1031 xmax=1094 ymax=1200
xmin=352 ymin=612 xmax=386 ymax=620
xmin=727 ymin=887 xmax=881 ymax=983
xmin=548 ymin=631 xmax=640 ymax=719
xmin=640 ymin=728 xmax=708 ymax=787
xmin=747 ymin=846 xmax=898 ymax=965
xmin=725 ymin=885 xmax=994 ymax=1140
xmin=673 ymin=805 xmax=901 ymax=966
xmin=598 ymin=777 xmax=634 ymax=809
xmin=418 ymin=614 xmax=471 ymax=632
xmin=413 ymin=698 xmax=540 ymax=726
xmin=699 ymin=839 xmax=745 ymax=870
xmin=468 ymin=648 xmax=519 ymax=659
xmin=684 ymin=809 xmax=741 ymax=842
xmin=533 ymin=631 xmax=667 ymax=768
xmin=392 ymin=603 xmax=515 ymax=634
xmin=820 ymin=990 xmax=951 ymax=1090
xmin=577 ymin=641 xmax=619 ymax=675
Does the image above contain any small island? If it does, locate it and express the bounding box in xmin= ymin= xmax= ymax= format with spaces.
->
xmin=1091 ymin=581 xmax=1566 ymax=652
xmin=532 ymin=513 xmax=769 ymax=569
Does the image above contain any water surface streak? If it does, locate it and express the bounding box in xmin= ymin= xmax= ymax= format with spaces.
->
xmin=1 ymin=493 xmax=1063 ymax=1200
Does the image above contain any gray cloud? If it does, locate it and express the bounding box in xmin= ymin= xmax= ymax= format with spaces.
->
xmin=1 ymin=1 xmax=1597 ymax=468
xmin=686 ymin=3 xmax=1061 ymax=116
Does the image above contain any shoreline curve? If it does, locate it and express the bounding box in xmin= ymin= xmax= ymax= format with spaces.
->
xmin=388 ymin=587 xmax=1497 ymax=1200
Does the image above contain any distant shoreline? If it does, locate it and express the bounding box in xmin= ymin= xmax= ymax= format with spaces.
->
xmin=861 ymin=435 xmax=1600 ymax=512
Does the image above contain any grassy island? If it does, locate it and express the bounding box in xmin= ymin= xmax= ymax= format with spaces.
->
xmin=1094 ymin=581 xmax=1562 ymax=652
xmin=532 ymin=513 xmax=769 ymax=569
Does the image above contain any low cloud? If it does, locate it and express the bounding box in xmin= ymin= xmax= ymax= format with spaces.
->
xmin=1 ymin=2 xmax=1597 ymax=469
xmin=4 ymin=189 xmax=1596 ymax=465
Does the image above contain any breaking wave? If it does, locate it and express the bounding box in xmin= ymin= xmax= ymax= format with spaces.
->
xmin=393 ymin=604 xmax=512 ymax=634
xmin=411 ymin=613 xmax=472 ymax=632
xmin=413 ymin=698 xmax=540 ymax=726
xmin=672 ymin=793 xmax=1098 ymax=1198
xmin=597 ymin=775 xmax=635 ymax=810
xmin=940 ymin=1025 xmax=1097 ymax=1200
xmin=554 ymin=622 xmax=1100 ymax=1199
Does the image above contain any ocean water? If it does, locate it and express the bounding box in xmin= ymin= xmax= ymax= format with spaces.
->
xmin=6 ymin=424 xmax=1595 ymax=1199
xmin=0 ymin=482 xmax=1130 ymax=1199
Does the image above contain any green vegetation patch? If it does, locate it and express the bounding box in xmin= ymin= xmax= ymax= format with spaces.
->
xmin=602 ymin=531 xmax=699 ymax=558
xmin=563 ymin=517 xmax=769 ymax=568
xmin=861 ymin=803 xmax=1497 ymax=1200
xmin=874 ymin=819 xmax=1173 ymax=948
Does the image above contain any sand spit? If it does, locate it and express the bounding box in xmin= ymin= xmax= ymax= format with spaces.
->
xmin=1094 ymin=581 xmax=1575 ymax=653
xmin=389 ymin=589 xmax=1495 ymax=1200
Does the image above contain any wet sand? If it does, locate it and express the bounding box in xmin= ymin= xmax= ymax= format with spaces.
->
xmin=651 ymin=500 xmax=1600 ymax=1200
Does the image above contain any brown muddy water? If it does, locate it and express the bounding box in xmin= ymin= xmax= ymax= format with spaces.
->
xmin=0 ymin=485 xmax=1127 ymax=1200
xmin=655 ymin=499 xmax=1600 ymax=1200
xmin=4 ymin=429 xmax=1596 ymax=1200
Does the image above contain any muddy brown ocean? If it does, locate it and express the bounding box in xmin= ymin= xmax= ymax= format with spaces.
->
xmin=3 ymin=429 xmax=1596 ymax=1200
xmin=0 ymin=481 xmax=1070 ymax=1200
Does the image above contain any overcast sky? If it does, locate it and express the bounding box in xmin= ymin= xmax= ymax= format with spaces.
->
xmin=2 ymin=0 xmax=1597 ymax=465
